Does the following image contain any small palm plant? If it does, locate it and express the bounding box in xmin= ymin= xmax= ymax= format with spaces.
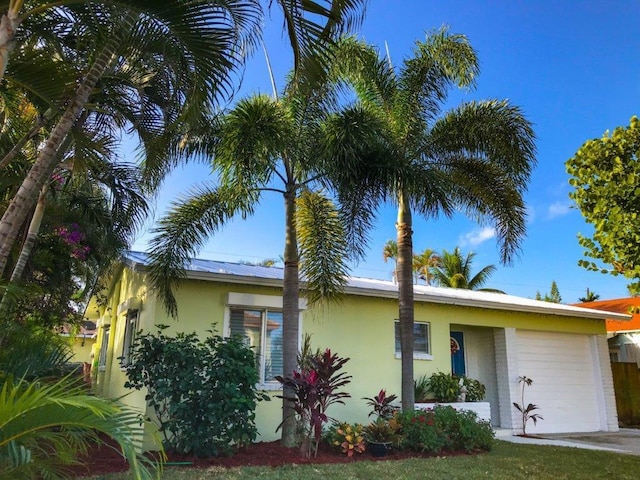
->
xmin=513 ymin=376 xmax=543 ymax=436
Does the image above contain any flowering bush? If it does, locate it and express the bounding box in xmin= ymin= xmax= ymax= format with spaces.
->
xmin=55 ymin=223 xmax=90 ymax=260
xmin=325 ymin=422 xmax=366 ymax=456
xmin=395 ymin=406 xmax=494 ymax=453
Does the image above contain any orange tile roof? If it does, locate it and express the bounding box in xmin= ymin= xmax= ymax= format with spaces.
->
xmin=575 ymin=297 xmax=640 ymax=332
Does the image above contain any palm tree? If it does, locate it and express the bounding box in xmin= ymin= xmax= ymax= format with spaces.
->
xmin=578 ymin=288 xmax=600 ymax=303
xmin=147 ymin=80 xmax=369 ymax=446
xmin=431 ymin=247 xmax=503 ymax=292
xmin=413 ymin=248 xmax=440 ymax=285
xmin=325 ymin=30 xmax=536 ymax=411
xmin=382 ymin=239 xmax=398 ymax=282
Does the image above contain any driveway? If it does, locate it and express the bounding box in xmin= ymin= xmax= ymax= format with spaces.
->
xmin=540 ymin=429 xmax=640 ymax=455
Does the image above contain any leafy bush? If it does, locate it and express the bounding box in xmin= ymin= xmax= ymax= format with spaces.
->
xmin=427 ymin=372 xmax=460 ymax=402
xmin=276 ymin=348 xmax=351 ymax=457
xmin=462 ymin=377 xmax=486 ymax=402
xmin=124 ymin=326 xmax=268 ymax=457
xmin=364 ymin=417 xmax=401 ymax=445
xmin=395 ymin=406 xmax=494 ymax=453
xmin=325 ymin=422 xmax=366 ymax=456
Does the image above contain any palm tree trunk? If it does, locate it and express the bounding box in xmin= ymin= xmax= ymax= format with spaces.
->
xmin=0 ymin=15 xmax=132 ymax=277
xmin=396 ymin=190 xmax=415 ymax=411
xmin=0 ymin=109 xmax=53 ymax=170
xmin=0 ymin=2 xmax=22 ymax=83
xmin=281 ymin=186 xmax=300 ymax=447
xmin=0 ymin=185 xmax=47 ymax=314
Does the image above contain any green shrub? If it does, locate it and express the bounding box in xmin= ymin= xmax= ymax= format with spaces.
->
xmin=414 ymin=375 xmax=432 ymax=403
xmin=428 ymin=372 xmax=460 ymax=402
xmin=462 ymin=377 xmax=486 ymax=402
xmin=395 ymin=406 xmax=494 ymax=453
xmin=124 ymin=326 xmax=269 ymax=457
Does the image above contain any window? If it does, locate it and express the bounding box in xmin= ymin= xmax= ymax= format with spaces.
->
xmin=98 ymin=326 xmax=110 ymax=370
xmin=229 ymin=308 xmax=283 ymax=386
xmin=394 ymin=321 xmax=431 ymax=360
xmin=120 ymin=309 xmax=139 ymax=367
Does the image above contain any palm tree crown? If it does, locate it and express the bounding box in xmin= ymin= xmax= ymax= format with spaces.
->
xmin=431 ymin=247 xmax=503 ymax=292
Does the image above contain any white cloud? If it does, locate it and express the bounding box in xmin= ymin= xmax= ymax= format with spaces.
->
xmin=526 ymin=205 xmax=536 ymax=225
xmin=547 ymin=201 xmax=572 ymax=220
xmin=459 ymin=227 xmax=496 ymax=247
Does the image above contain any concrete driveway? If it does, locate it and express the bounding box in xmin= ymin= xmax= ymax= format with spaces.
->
xmin=496 ymin=428 xmax=640 ymax=455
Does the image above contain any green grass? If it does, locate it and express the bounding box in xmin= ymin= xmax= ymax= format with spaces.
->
xmin=91 ymin=441 xmax=640 ymax=480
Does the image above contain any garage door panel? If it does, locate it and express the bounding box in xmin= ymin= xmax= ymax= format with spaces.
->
xmin=516 ymin=331 xmax=600 ymax=433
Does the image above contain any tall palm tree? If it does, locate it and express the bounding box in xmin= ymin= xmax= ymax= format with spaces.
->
xmin=147 ymin=84 xmax=366 ymax=446
xmin=413 ymin=247 xmax=440 ymax=285
xmin=431 ymin=247 xmax=503 ymax=292
xmin=325 ymin=30 xmax=536 ymax=411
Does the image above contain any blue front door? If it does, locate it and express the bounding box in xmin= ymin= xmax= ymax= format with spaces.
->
xmin=450 ymin=331 xmax=466 ymax=376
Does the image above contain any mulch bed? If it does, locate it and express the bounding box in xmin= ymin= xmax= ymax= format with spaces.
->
xmin=70 ymin=439 xmax=477 ymax=477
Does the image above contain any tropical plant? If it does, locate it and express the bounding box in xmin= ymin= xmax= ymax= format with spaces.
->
xmin=325 ymin=30 xmax=536 ymax=411
xmin=363 ymin=417 xmax=400 ymax=444
xmin=462 ymin=377 xmax=486 ymax=402
xmin=413 ymin=247 xmax=440 ymax=285
xmin=414 ymin=375 xmax=432 ymax=403
xmin=383 ymin=239 xmax=399 ymax=282
xmin=567 ymin=116 xmax=640 ymax=293
xmin=513 ymin=375 xmax=543 ymax=436
xmin=124 ymin=326 xmax=268 ymax=457
xmin=432 ymin=247 xmax=503 ymax=292
xmin=0 ymin=375 xmax=162 ymax=479
xmin=578 ymin=288 xmax=600 ymax=303
xmin=427 ymin=372 xmax=461 ymax=403
xmin=362 ymin=388 xmax=399 ymax=419
xmin=325 ymin=421 xmax=366 ymax=457
xmin=275 ymin=349 xmax=351 ymax=457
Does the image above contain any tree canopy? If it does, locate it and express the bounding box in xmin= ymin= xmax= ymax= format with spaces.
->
xmin=566 ymin=116 xmax=640 ymax=293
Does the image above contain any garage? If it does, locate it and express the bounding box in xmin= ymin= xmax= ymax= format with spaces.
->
xmin=516 ymin=330 xmax=602 ymax=433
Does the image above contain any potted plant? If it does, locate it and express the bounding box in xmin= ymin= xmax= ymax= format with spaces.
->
xmin=364 ymin=418 xmax=399 ymax=457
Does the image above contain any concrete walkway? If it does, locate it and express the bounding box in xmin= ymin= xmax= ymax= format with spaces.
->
xmin=494 ymin=428 xmax=640 ymax=455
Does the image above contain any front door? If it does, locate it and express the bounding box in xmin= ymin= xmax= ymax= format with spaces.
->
xmin=450 ymin=331 xmax=466 ymax=376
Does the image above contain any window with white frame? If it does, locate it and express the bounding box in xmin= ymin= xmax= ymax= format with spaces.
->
xmin=229 ymin=308 xmax=283 ymax=385
xmin=98 ymin=326 xmax=110 ymax=370
xmin=120 ymin=309 xmax=139 ymax=367
xmin=394 ymin=321 xmax=431 ymax=359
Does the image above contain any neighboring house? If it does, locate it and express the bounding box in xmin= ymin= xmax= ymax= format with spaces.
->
xmin=576 ymin=297 xmax=640 ymax=365
xmin=89 ymin=252 xmax=628 ymax=447
xmin=58 ymin=320 xmax=98 ymax=364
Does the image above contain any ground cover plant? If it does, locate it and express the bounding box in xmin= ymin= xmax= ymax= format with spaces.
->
xmin=83 ymin=440 xmax=640 ymax=480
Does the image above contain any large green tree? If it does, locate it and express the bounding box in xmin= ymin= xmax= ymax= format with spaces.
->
xmin=325 ymin=30 xmax=536 ymax=411
xmin=566 ymin=116 xmax=640 ymax=292
xmin=432 ymin=247 xmax=502 ymax=292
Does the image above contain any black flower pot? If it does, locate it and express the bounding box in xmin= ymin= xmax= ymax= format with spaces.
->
xmin=368 ymin=441 xmax=391 ymax=457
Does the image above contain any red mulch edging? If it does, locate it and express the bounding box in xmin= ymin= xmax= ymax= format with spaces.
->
xmin=70 ymin=439 xmax=479 ymax=478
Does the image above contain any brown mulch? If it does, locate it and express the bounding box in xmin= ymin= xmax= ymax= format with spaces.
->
xmin=70 ymin=439 xmax=476 ymax=478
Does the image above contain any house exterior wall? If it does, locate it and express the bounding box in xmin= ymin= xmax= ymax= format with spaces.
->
xmin=93 ymin=266 xmax=612 ymax=445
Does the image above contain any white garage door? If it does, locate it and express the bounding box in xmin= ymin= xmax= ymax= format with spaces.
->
xmin=516 ymin=331 xmax=601 ymax=433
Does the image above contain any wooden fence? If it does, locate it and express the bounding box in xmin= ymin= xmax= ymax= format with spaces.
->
xmin=611 ymin=362 xmax=640 ymax=426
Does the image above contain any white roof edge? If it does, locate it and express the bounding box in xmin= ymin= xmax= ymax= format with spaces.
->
xmin=124 ymin=252 xmax=630 ymax=322
xmin=183 ymin=268 xmax=630 ymax=322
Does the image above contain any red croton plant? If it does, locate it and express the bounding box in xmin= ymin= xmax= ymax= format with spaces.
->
xmin=276 ymin=349 xmax=351 ymax=457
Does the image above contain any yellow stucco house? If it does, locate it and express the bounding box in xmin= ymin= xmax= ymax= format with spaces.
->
xmin=90 ymin=252 xmax=628 ymax=445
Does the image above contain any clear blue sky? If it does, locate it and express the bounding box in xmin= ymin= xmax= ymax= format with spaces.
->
xmin=132 ymin=0 xmax=640 ymax=302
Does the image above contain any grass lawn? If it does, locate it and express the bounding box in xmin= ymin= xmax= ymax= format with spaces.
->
xmin=91 ymin=441 xmax=640 ymax=480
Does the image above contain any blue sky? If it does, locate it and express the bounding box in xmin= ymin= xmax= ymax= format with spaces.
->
xmin=132 ymin=0 xmax=640 ymax=302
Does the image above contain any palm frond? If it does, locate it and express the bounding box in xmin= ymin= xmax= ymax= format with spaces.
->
xmin=296 ymin=189 xmax=349 ymax=306
xmin=147 ymin=183 xmax=258 ymax=317
xmin=0 ymin=375 xmax=162 ymax=480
